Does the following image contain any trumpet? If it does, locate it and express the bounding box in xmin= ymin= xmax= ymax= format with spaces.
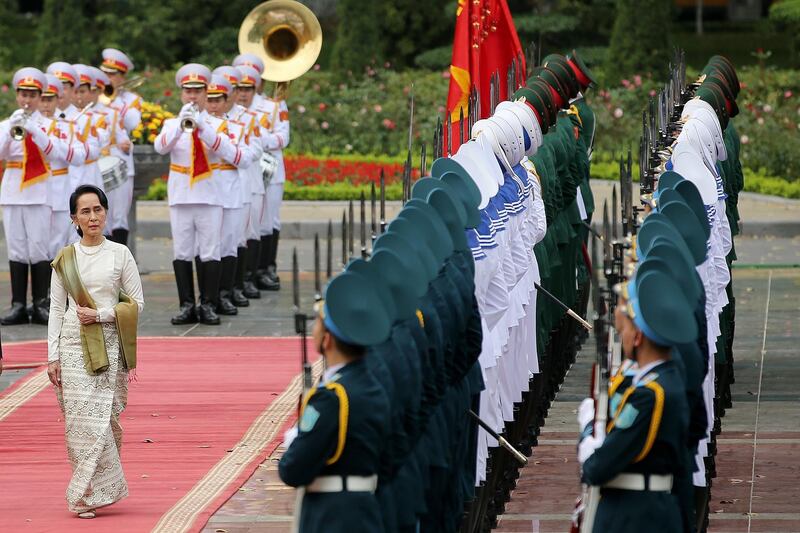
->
xmin=10 ymin=105 xmax=31 ymax=141
xmin=180 ymin=104 xmax=199 ymax=132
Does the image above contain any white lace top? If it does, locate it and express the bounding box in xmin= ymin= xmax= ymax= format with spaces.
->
xmin=47 ymin=239 xmax=145 ymax=362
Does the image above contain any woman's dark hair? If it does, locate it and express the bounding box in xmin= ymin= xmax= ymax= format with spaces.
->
xmin=69 ymin=185 xmax=109 ymax=237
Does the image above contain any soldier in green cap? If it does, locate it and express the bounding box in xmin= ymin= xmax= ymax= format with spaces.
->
xmin=578 ymin=265 xmax=696 ymax=533
xmin=279 ymin=271 xmax=393 ymax=533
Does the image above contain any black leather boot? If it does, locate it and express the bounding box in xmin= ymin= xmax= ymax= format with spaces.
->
xmin=198 ymin=260 xmax=221 ymax=325
xmin=194 ymin=255 xmax=205 ymax=303
xmin=30 ymin=261 xmax=51 ymax=325
xmin=171 ymin=260 xmax=198 ymax=325
xmin=244 ymin=239 xmax=262 ymax=298
xmin=110 ymin=228 xmax=129 ymax=245
xmin=232 ymin=247 xmax=250 ymax=307
xmin=1 ymin=261 xmax=29 ymax=325
xmin=267 ymin=229 xmax=280 ymax=284
xmin=217 ymin=256 xmax=238 ymax=316
xmin=255 ymin=234 xmax=278 ymax=290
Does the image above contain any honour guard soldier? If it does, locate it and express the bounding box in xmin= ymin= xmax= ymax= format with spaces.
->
xmin=279 ymin=271 xmax=392 ymax=533
xmin=578 ymin=267 xmax=696 ymax=533
xmin=235 ymin=62 xmax=290 ymax=290
xmin=99 ymin=48 xmax=141 ymax=245
xmin=0 ymin=68 xmax=72 ymax=324
xmin=155 ymin=63 xmax=250 ymax=326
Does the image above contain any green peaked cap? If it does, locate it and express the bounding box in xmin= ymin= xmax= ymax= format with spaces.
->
xmin=629 ymin=269 xmax=698 ymax=346
xmin=646 ymin=238 xmax=702 ymax=304
xmin=658 ymin=201 xmax=708 ymax=265
xmin=437 ymin=170 xmax=481 ymax=228
xmin=373 ymin=231 xmax=431 ymax=291
xmin=369 ymin=248 xmax=420 ymax=320
xmin=387 ymin=217 xmax=439 ymax=280
xmin=323 ymin=271 xmax=392 ymax=346
xmin=512 ymin=87 xmax=551 ymax=134
xmin=398 ymin=203 xmax=454 ymax=263
xmin=345 ymin=258 xmax=398 ymax=323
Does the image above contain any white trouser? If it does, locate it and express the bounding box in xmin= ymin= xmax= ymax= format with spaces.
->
xmin=106 ymin=177 xmax=133 ymax=232
xmin=248 ymin=193 xmax=265 ymax=242
xmin=3 ymin=204 xmax=52 ymax=263
xmin=50 ymin=209 xmax=73 ymax=258
xmin=261 ymin=183 xmax=284 ymax=235
xmin=220 ymin=207 xmax=246 ymax=258
xmin=169 ymin=204 xmax=223 ymax=261
xmin=238 ymin=200 xmax=252 ymax=248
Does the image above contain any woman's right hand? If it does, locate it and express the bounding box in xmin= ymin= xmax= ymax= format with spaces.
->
xmin=47 ymin=361 xmax=62 ymax=387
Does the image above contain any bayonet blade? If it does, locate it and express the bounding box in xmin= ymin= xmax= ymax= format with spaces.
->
xmin=612 ymin=185 xmax=619 ymax=240
xmin=348 ymin=199 xmax=354 ymax=258
xmin=341 ymin=211 xmax=347 ymax=267
xmin=380 ymin=169 xmax=386 ymax=234
xmin=420 ymin=142 xmax=427 ymax=177
xmin=292 ymin=247 xmax=300 ymax=311
xmin=370 ymin=182 xmax=376 ymax=242
xmin=313 ymin=233 xmax=321 ymax=300
xmin=326 ymin=219 xmax=333 ymax=279
xmin=360 ymin=191 xmax=367 ymax=259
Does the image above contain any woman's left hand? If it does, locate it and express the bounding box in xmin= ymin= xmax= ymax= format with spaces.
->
xmin=76 ymin=305 xmax=99 ymax=325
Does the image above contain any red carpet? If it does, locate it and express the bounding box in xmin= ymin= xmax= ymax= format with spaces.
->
xmin=0 ymin=337 xmax=314 ymax=533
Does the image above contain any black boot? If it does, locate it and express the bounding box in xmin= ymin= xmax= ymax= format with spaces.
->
xmin=110 ymin=228 xmax=129 ymax=246
xmin=30 ymin=261 xmax=51 ymax=325
xmin=232 ymin=247 xmax=250 ymax=307
xmin=217 ymin=256 xmax=238 ymax=316
xmin=1 ymin=261 xmax=29 ymax=325
xmin=171 ymin=260 xmax=198 ymax=325
xmin=267 ymin=229 xmax=280 ymax=284
xmin=198 ymin=260 xmax=221 ymax=325
xmin=194 ymin=256 xmax=205 ymax=303
xmin=244 ymin=239 xmax=262 ymax=298
xmin=255 ymin=234 xmax=277 ymax=290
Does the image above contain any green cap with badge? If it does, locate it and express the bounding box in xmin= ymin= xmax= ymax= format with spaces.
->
xmin=397 ymin=204 xmax=453 ymax=263
xmin=345 ymin=258 xmax=398 ymax=322
xmin=437 ymin=170 xmax=481 ymax=228
xmin=386 ymin=218 xmax=440 ymax=280
xmin=322 ymin=271 xmax=392 ymax=346
xmin=369 ymin=247 xmax=423 ymax=320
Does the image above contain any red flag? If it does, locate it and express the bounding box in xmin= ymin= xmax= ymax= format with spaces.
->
xmin=445 ymin=0 xmax=525 ymax=153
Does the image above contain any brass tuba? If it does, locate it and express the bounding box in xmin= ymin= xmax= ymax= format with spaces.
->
xmin=238 ymin=0 xmax=323 ymax=84
xmin=99 ymin=76 xmax=146 ymax=106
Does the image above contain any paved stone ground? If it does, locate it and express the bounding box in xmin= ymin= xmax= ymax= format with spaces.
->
xmin=494 ymin=268 xmax=800 ymax=533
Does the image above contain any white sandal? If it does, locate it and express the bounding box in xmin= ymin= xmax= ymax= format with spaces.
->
xmin=77 ymin=510 xmax=96 ymax=519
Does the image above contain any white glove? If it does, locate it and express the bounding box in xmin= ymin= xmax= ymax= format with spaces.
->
xmin=578 ymin=397 xmax=595 ymax=430
xmin=578 ymin=434 xmax=603 ymax=465
xmin=9 ymin=109 xmax=27 ymax=126
xmin=178 ymin=103 xmax=197 ymax=120
xmin=197 ymin=119 xmax=219 ymax=146
xmin=26 ymin=121 xmax=50 ymax=149
xmin=281 ymin=425 xmax=298 ymax=449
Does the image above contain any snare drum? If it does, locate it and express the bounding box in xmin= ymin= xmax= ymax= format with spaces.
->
xmin=99 ymin=155 xmax=128 ymax=191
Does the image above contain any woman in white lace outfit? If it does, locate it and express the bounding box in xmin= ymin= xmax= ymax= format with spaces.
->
xmin=47 ymin=185 xmax=144 ymax=518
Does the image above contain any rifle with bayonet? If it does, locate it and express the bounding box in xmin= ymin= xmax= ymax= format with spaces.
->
xmin=292 ymin=248 xmax=312 ymax=415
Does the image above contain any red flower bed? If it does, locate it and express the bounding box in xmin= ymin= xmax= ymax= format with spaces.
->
xmin=285 ymin=154 xmax=419 ymax=186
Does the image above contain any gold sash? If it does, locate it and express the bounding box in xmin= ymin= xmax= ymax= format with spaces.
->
xmin=51 ymin=244 xmax=138 ymax=375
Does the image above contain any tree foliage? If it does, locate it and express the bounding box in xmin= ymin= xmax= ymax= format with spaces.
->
xmin=605 ymin=0 xmax=672 ymax=77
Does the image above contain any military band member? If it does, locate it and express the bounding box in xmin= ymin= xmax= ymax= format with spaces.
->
xmin=205 ymin=75 xmax=260 ymax=315
xmin=235 ymin=62 xmax=290 ymax=290
xmin=213 ymin=65 xmax=264 ymax=305
xmin=46 ymin=62 xmax=79 ymax=119
xmin=1 ymin=68 xmax=72 ymax=325
xmin=99 ymin=48 xmax=141 ymax=245
xmin=41 ymin=75 xmax=90 ymax=258
xmin=279 ymin=271 xmax=392 ymax=533
xmin=71 ymin=64 xmax=107 ymax=193
xmin=154 ymin=63 xmax=251 ymax=326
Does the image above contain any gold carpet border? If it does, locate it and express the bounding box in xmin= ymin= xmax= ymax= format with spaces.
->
xmin=0 ymin=370 xmax=49 ymax=423
xmin=151 ymin=359 xmax=322 ymax=533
